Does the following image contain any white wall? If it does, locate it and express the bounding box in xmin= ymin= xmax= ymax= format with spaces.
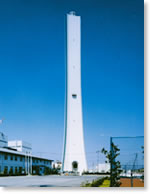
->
xmin=8 ymin=140 xmax=32 ymax=154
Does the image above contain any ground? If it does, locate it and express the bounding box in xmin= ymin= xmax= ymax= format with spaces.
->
xmin=120 ymin=178 xmax=144 ymax=187
xmin=0 ymin=175 xmax=104 ymax=187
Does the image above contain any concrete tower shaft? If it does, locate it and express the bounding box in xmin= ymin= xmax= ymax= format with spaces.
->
xmin=62 ymin=12 xmax=87 ymax=174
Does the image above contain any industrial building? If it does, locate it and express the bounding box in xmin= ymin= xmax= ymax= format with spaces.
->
xmin=0 ymin=132 xmax=53 ymax=176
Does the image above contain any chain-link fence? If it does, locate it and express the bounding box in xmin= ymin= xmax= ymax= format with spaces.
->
xmin=111 ymin=136 xmax=144 ymax=187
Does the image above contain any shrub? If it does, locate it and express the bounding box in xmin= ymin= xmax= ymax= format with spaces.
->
xmin=81 ymin=177 xmax=108 ymax=187
xmin=3 ymin=168 xmax=8 ymax=176
xmin=9 ymin=168 xmax=13 ymax=176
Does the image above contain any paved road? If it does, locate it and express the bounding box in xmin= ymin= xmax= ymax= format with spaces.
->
xmin=0 ymin=175 xmax=104 ymax=187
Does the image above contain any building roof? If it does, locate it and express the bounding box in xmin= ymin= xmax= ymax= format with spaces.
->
xmin=0 ymin=147 xmax=53 ymax=162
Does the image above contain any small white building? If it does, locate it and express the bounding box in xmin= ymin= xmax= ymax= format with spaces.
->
xmin=96 ymin=163 xmax=110 ymax=173
xmin=53 ymin=161 xmax=62 ymax=170
xmin=8 ymin=140 xmax=32 ymax=154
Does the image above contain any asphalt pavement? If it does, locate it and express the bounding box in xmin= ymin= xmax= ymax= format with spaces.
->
xmin=0 ymin=175 xmax=104 ymax=187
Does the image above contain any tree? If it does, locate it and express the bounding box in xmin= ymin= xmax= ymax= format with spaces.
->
xmin=3 ymin=167 xmax=8 ymax=176
xmin=101 ymin=142 xmax=122 ymax=187
xmin=44 ymin=167 xmax=50 ymax=175
xmin=15 ymin=167 xmax=18 ymax=176
xmin=9 ymin=167 xmax=13 ymax=176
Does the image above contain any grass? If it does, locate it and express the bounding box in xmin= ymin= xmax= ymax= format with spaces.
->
xmin=99 ymin=179 xmax=110 ymax=187
xmin=81 ymin=177 xmax=110 ymax=187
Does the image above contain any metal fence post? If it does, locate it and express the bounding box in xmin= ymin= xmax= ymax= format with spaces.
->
xmin=110 ymin=137 xmax=113 ymax=186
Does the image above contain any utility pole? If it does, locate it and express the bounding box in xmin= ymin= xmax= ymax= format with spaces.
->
xmin=28 ymin=152 xmax=30 ymax=176
xmin=30 ymin=153 xmax=32 ymax=175
xmin=25 ymin=153 xmax=27 ymax=175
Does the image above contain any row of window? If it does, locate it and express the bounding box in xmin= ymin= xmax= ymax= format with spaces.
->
xmin=0 ymin=166 xmax=24 ymax=174
xmin=0 ymin=153 xmax=50 ymax=165
xmin=32 ymin=159 xmax=50 ymax=165
xmin=2 ymin=154 xmax=24 ymax=161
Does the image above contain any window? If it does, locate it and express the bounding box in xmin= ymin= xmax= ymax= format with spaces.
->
xmin=4 ymin=154 xmax=8 ymax=160
xmin=20 ymin=156 xmax=22 ymax=161
xmin=72 ymin=94 xmax=77 ymax=99
xmin=10 ymin=155 xmax=13 ymax=161
xmin=15 ymin=156 xmax=17 ymax=161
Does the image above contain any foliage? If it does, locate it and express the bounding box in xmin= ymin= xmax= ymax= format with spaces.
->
xmin=15 ymin=167 xmax=18 ymax=176
xmin=44 ymin=167 xmax=59 ymax=175
xmin=49 ymin=168 xmax=59 ymax=175
xmin=32 ymin=166 xmax=40 ymax=175
xmin=44 ymin=167 xmax=50 ymax=175
xmin=101 ymin=142 xmax=122 ymax=187
xmin=3 ymin=168 xmax=8 ymax=176
xmin=99 ymin=179 xmax=110 ymax=187
xmin=9 ymin=168 xmax=13 ymax=176
xmin=81 ymin=177 xmax=108 ymax=187
xmin=82 ymin=171 xmax=110 ymax=175
xmin=18 ymin=168 xmax=22 ymax=175
xmin=32 ymin=166 xmax=59 ymax=175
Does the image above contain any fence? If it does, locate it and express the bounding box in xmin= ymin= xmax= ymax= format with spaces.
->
xmin=110 ymin=136 xmax=144 ymax=187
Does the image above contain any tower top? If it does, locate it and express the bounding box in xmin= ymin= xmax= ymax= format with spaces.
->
xmin=69 ymin=11 xmax=76 ymax=16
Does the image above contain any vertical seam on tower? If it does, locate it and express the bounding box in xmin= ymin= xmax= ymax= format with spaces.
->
xmin=62 ymin=14 xmax=68 ymax=172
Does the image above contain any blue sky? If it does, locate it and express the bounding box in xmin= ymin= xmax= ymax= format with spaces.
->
xmin=0 ymin=0 xmax=144 ymax=168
